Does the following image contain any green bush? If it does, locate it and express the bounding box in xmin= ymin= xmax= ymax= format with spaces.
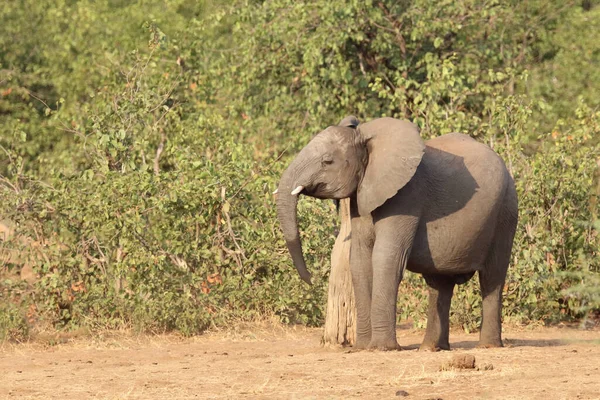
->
xmin=1 ymin=0 xmax=599 ymax=340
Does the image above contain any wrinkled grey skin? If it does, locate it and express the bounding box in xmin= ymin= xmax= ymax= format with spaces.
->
xmin=276 ymin=116 xmax=518 ymax=351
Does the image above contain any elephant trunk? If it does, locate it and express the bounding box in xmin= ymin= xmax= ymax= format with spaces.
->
xmin=276 ymin=159 xmax=313 ymax=285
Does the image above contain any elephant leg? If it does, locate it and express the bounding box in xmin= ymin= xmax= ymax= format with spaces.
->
xmin=479 ymin=205 xmax=517 ymax=348
xmin=366 ymin=205 xmax=419 ymax=351
xmin=478 ymin=263 xmax=507 ymax=347
xmin=350 ymin=215 xmax=375 ymax=349
xmin=420 ymin=274 xmax=455 ymax=351
xmin=368 ymin=226 xmax=419 ymax=350
xmin=350 ymin=244 xmax=373 ymax=349
xmin=367 ymin=242 xmax=410 ymax=351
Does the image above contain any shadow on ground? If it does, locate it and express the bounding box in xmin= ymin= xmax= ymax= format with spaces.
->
xmin=400 ymin=337 xmax=600 ymax=351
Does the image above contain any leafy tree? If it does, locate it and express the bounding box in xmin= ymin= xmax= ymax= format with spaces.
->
xmin=526 ymin=2 xmax=600 ymax=133
xmin=1 ymin=0 xmax=598 ymax=340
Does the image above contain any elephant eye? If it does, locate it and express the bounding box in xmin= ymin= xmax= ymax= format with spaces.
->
xmin=321 ymin=154 xmax=334 ymax=166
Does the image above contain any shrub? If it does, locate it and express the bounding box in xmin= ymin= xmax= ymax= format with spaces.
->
xmin=1 ymin=0 xmax=599 ymax=340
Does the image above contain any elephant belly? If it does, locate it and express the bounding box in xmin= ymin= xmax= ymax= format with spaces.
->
xmin=407 ymin=218 xmax=494 ymax=275
xmin=406 ymin=189 xmax=503 ymax=275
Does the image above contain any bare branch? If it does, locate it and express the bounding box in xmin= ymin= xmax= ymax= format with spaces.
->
xmin=0 ymin=176 xmax=19 ymax=193
xmin=153 ymin=130 xmax=166 ymax=176
xmin=26 ymin=89 xmax=52 ymax=110
xmin=377 ymin=2 xmax=406 ymax=57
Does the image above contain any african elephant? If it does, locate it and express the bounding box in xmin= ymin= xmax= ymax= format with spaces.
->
xmin=275 ymin=116 xmax=518 ymax=351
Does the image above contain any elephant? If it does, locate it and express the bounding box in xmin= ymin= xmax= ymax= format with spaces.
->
xmin=275 ymin=116 xmax=518 ymax=351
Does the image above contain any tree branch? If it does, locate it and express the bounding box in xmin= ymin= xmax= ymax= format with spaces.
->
xmin=153 ymin=130 xmax=166 ymax=176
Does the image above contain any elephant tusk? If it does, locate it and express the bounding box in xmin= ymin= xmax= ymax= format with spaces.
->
xmin=291 ymin=185 xmax=304 ymax=195
xmin=272 ymin=189 xmax=278 ymax=195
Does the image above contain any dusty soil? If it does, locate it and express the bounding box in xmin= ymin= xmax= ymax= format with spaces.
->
xmin=1 ymin=325 xmax=599 ymax=399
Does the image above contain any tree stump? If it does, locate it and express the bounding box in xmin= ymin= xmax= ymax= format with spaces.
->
xmin=322 ymin=198 xmax=356 ymax=346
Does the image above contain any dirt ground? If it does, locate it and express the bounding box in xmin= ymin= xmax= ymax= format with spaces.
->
xmin=1 ymin=324 xmax=599 ymax=400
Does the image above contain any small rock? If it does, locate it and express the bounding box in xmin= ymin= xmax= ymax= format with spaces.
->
xmin=440 ymin=354 xmax=476 ymax=371
xmin=395 ymin=390 xmax=409 ymax=397
xmin=478 ymin=363 xmax=494 ymax=371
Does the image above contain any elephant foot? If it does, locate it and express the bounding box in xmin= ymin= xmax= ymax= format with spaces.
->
xmin=419 ymin=342 xmax=450 ymax=352
xmin=478 ymin=332 xmax=503 ymax=348
xmin=477 ymin=340 xmax=503 ymax=349
xmin=353 ymin=338 xmax=370 ymax=350
xmin=367 ymin=338 xmax=401 ymax=351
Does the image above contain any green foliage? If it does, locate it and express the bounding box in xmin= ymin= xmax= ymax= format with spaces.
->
xmin=508 ymin=104 xmax=599 ymax=321
xmin=1 ymin=0 xmax=599 ymax=340
xmin=0 ymin=303 xmax=29 ymax=342
xmin=527 ymin=3 xmax=600 ymax=133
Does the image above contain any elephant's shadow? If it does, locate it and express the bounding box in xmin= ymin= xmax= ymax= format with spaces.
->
xmin=401 ymin=337 xmax=591 ymax=350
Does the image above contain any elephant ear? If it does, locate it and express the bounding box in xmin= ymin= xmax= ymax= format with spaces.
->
xmin=338 ymin=115 xmax=359 ymax=128
xmin=357 ymin=118 xmax=425 ymax=216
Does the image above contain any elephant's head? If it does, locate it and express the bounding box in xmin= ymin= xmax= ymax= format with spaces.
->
xmin=276 ymin=116 xmax=425 ymax=284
